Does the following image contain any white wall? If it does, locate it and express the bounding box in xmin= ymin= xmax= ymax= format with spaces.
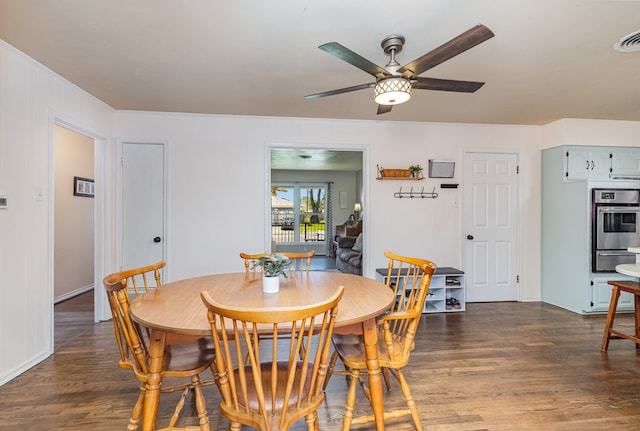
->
xmin=113 ymin=112 xmax=542 ymax=304
xmin=0 ymin=40 xmax=114 ymax=385
xmin=541 ymin=118 xmax=640 ymax=150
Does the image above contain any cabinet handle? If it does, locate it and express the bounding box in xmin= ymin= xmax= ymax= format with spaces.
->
xmin=586 ymin=160 xmax=590 ymax=170
xmin=591 ymin=160 xmax=595 ymax=170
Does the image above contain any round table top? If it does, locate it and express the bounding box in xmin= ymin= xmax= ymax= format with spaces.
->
xmin=130 ymin=271 xmax=395 ymax=336
xmin=615 ymin=263 xmax=640 ymax=278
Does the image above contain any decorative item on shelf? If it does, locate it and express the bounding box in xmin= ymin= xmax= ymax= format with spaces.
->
xmin=393 ymin=186 xmax=438 ymax=199
xmin=377 ymin=164 xmax=425 ymax=179
xmin=252 ymin=254 xmax=291 ymax=293
xmin=409 ymin=164 xmax=424 ymax=178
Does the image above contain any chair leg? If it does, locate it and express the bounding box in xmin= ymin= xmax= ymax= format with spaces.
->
xmin=192 ymin=375 xmax=210 ymax=431
xmin=601 ymin=286 xmax=621 ymax=351
xmin=381 ymin=367 xmax=391 ymax=391
xmin=305 ymin=410 xmax=319 ymax=431
xmin=395 ymin=368 xmax=423 ymax=431
xmin=635 ymin=294 xmax=640 ymax=349
xmin=342 ymin=369 xmax=360 ymax=431
xmin=168 ymin=387 xmax=189 ymax=428
xmin=129 ymin=383 xmax=146 ymax=431
xmin=324 ymin=350 xmax=339 ymax=390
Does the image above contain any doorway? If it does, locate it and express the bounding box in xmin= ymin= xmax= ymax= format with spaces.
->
xmin=462 ymin=151 xmax=520 ymax=302
xmin=53 ymin=124 xmax=95 ymax=340
xmin=268 ymin=146 xmax=366 ymax=263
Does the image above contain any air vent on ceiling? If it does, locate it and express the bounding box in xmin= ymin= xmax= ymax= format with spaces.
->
xmin=614 ymin=30 xmax=640 ymax=52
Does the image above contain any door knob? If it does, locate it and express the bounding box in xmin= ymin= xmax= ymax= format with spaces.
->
xmin=466 ymin=235 xmax=474 ymax=240
xmin=153 ymin=236 xmax=162 ymax=243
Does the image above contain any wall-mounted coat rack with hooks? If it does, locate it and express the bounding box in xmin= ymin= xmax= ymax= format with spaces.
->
xmin=393 ymin=187 xmax=438 ymax=199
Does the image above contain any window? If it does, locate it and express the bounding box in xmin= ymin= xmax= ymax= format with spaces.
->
xmin=271 ymin=184 xmax=326 ymax=245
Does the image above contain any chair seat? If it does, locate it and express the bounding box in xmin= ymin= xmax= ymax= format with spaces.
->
xmin=163 ymin=338 xmax=216 ymax=375
xmin=332 ymin=332 xmax=408 ymax=369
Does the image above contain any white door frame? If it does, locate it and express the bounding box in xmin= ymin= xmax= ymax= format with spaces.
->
xmin=50 ymin=114 xmax=112 ymax=328
xmin=462 ymin=149 xmax=522 ymax=302
xmin=265 ymin=142 xmax=370 ymax=273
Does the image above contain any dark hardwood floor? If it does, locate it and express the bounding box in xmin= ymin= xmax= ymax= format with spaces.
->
xmin=2 ymin=295 xmax=640 ymax=430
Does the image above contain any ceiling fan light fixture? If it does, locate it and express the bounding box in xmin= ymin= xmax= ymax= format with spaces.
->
xmin=374 ymin=77 xmax=411 ymax=105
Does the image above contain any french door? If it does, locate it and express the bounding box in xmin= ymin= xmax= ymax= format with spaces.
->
xmin=271 ymin=183 xmax=327 ymax=250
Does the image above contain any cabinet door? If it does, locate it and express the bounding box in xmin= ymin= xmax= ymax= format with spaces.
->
xmin=592 ymin=279 xmax=634 ymax=312
xmin=611 ymin=149 xmax=640 ymax=177
xmin=565 ymin=148 xmax=610 ymax=180
xmin=589 ymin=150 xmax=612 ymax=179
xmin=565 ymin=148 xmax=590 ymax=180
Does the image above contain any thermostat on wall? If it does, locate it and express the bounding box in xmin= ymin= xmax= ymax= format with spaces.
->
xmin=0 ymin=194 xmax=7 ymax=208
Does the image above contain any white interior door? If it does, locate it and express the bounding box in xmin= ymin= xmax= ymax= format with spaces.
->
xmin=463 ymin=152 xmax=519 ymax=302
xmin=121 ymin=142 xmax=165 ymax=270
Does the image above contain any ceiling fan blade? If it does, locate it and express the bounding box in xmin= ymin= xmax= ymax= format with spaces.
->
xmin=411 ymin=77 xmax=485 ymax=93
xmin=319 ymin=42 xmax=390 ymax=78
xmin=397 ymin=24 xmax=495 ymax=78
xmin=304 ymin=82 xmax=374 ymax=99
xmin=377 ymin=104 xmax=393 ymax=115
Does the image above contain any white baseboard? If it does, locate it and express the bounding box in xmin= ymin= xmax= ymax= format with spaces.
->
xmin=54 ymin=284 xmax=94 ymax=304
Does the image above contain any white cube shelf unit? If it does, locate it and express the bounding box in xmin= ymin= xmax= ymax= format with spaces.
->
xmin=375 ymin=267 xmax=465 ymax=313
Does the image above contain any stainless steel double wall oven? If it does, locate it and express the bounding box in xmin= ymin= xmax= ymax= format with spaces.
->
xmin=592 ymin=188 xmax=640 ymax=272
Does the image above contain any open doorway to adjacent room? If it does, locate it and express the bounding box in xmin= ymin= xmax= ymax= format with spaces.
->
xmin=269 ymin=147 xmax=365 ymax=270
xmin=53 ymin=124 xmax=95 ymax=348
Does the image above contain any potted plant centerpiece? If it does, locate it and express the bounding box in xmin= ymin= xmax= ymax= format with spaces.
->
xmin=255 ymin=253 xmax=291 ymax=293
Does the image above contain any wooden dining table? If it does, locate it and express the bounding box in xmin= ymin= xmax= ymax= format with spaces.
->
xmin=129 ymin=270 xmax=396 ymax=431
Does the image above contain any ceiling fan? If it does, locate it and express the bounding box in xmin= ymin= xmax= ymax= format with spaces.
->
xmin=305 ymin=24 xmax=495 ymax=115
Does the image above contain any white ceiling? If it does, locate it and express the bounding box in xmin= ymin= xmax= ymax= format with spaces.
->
xmin=1 ymin=0 xmax=640 ymax=126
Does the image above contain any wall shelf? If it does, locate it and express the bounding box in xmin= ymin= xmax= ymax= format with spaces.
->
xmin=376 ymin=165 xmax=424 ymax=180
xmin=376 ymin=176 xmax=425 ymax=180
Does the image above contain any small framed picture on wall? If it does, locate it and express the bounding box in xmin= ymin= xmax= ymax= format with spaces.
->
xmin=73 ymin=176 xmax=95 ymax=198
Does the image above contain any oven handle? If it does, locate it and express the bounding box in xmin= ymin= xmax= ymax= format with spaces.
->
xmin=596 ymin=252 xmax=635 ymax=256
xmin=598 ymin=207 xmax=640 ymax=213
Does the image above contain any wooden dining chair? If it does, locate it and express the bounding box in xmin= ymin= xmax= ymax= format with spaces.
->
xmin=117 ymin=260 xmax=165 ymax=295
xmin=200 ymin=285 xmax=344 ymax=431
xmin=327 ymin=251 xmax=436 ymax=431
xmin=240 ymin=252 xmax=270 ymax=273
xmin=281 ymin=250 xmax=315 ymax=272
xmin=103 ymin=266 xmax=217 ymax=431
xmin=240 ymin=251 xmax=315 ymax=273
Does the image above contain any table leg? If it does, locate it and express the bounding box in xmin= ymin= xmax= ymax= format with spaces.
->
xmin=142 ymin=330 xmax=166 ymax=431
xmin=362 ymin=318 xmax=384 ymax=431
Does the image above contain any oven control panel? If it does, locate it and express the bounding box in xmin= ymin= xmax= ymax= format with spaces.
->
xmin=593 ymin=188 xmax=640 ymax=205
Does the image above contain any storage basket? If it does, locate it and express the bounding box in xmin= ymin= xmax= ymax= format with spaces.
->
xmin=379 ymin=168 xmax=412 ymax=178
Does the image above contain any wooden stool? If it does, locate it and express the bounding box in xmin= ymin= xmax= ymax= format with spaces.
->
xmin=600 ymin=280 xmax=640 ymax=351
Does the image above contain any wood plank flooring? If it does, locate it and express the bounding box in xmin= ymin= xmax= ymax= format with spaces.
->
xmin=2 ymin=297 xmax=640 ymax=430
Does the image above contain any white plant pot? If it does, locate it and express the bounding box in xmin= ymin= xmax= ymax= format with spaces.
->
xmin=262 ymin=276 xmax=280 ymax=293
